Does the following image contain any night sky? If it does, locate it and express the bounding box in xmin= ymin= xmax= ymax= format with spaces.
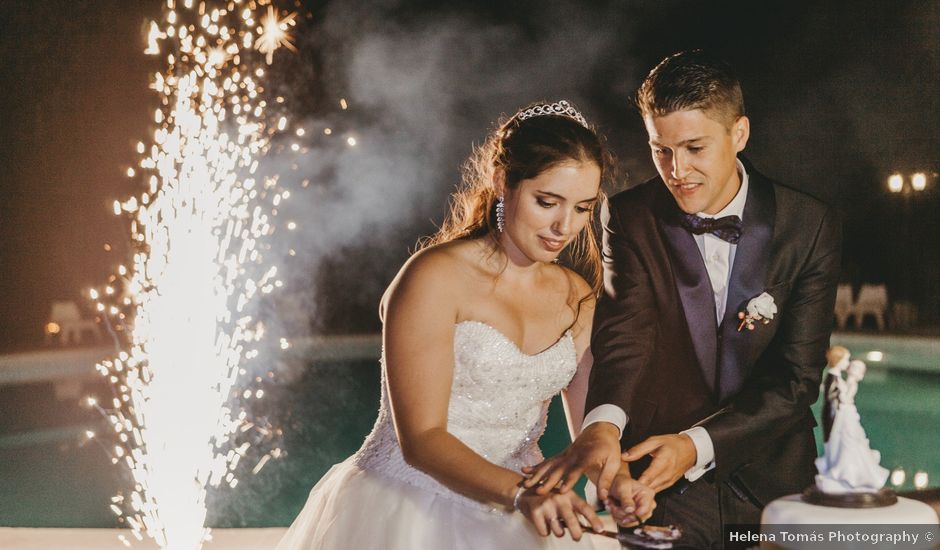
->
xmin=1 ymin=0 xmax=938 ymax=352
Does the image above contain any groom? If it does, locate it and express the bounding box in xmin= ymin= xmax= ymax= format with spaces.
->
xmin=527 ymin=51 xmax=841 ymax=547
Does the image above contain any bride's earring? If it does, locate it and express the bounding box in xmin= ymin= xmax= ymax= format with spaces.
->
xmin=496 ymin=196 xmax=505 ymax=233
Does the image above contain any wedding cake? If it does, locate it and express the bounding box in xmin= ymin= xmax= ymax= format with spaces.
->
xmin=759 ymin=347 xmax=938 ymax=549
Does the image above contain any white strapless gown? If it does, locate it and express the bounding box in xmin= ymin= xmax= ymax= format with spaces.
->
xmin=276 ymin=320 xmax=598 ymax=549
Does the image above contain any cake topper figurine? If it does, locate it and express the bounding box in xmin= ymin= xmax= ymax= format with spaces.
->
xmin=805 ymin=346 xmax=896 ymax=507
xmin=821 ymin=345 xmax=850 ymax=442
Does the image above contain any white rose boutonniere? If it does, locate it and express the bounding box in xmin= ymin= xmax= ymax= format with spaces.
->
xmin=737 ymin=292 xmax=777 ymax=332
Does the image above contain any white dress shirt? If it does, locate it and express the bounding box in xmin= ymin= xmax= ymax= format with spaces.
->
xmin=583 ymin=160 xmax=749 ymax=482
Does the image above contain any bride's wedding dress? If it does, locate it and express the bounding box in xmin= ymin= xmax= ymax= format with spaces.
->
xmin=276 ymin=320 xmax=597 ymax=549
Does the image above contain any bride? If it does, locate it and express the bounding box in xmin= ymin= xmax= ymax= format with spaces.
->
xmin=277 ymin=100 xmax=655 ymax=549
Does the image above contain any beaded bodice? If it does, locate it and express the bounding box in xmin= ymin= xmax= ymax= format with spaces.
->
xmin=352 ymin=320 xmax=577 ymax=510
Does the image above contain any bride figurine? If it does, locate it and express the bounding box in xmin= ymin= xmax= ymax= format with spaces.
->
xmin=814 ymin=357 xmax=890 ymax=494
xmin=276 ymin=101 xmax=655 ymax=550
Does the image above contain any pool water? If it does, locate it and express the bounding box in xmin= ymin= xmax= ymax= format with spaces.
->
xmin=1 ymin=356 xmax=937 ymax=528
xmin=835 ymin=366 xmax=940 ymax=490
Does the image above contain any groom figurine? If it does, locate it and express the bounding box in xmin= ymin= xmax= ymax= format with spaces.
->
xmin=821 ymin=345 xmax=850 ymax=441
xmin=527 ymin=51 xmax=841 ymax=547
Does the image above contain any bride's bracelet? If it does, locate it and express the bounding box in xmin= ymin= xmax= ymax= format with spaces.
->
xmin=512 ymin=485 xmax=525 ymax=512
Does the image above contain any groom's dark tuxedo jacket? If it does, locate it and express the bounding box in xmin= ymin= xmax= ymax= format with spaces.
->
xmin=587 ymin=158 xmax=842 ymax=506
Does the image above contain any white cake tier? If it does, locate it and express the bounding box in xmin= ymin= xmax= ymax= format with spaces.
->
xmin=758 ymin=495 xmax=939 ymax=549
xmin=761 ymin=494 xmax=938 ymax=525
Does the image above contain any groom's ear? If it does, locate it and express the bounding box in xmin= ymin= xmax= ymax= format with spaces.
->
xmin=732 ymin=116 xmax=750 ymax=153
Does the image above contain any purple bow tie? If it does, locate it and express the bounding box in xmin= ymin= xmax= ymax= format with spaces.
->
xmin=680 ymin=213 xmax=743 ymax=244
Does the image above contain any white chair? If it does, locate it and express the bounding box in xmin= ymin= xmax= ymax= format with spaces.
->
xmin=833 ymin=284 xmax=854 ymax=330
xmin=44 ymin=301 xmax=102 ymax=345
xmin=852 ymin=284 xmax=888 ymax=331
xmin=891 ymin=300 xmax=918 ymax=329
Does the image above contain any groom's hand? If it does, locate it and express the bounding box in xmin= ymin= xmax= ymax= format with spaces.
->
xmin=521 ymin=422 xmax=622 ymax=500
xmin=623 ymin=434 xmax=697 ymax=492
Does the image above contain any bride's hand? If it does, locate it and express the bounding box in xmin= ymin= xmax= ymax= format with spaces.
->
xmin=516 ymin=487 xmax=604 ymax=541
xmin=522 ymin=422 xmax=622 ymax=499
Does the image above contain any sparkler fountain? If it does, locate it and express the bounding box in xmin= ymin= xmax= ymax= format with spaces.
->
xmin=87 ymin=1 xmax=297 ymax=548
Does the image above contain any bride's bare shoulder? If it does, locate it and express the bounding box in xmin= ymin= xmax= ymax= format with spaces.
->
xmin=379 ymin=240 xmax=484 ymax=321
xmin=401 ymin=239 xmax=484 ymax=279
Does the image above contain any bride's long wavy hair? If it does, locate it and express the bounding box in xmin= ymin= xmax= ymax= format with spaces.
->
xmin=421 ymin=102 xmax=610 ymax=305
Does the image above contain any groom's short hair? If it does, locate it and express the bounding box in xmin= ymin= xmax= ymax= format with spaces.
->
xmin=636 ymin=50 xmax=745 ymax=130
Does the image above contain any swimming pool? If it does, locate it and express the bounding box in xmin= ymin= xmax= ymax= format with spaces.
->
xmin=0 ymin=332 xmax=937 ymax=528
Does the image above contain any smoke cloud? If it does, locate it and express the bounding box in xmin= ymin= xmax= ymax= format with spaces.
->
xmin=271 ymin=1 xmax=634 ymax=335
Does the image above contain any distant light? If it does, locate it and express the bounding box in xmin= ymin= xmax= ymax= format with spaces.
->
xmin=46 ymin=322 xmax=61 ymax=335
xmin=911 ymin=172 xmax=927 ymax=191
xmin=279 ymin=338 xmax=290 ymax=350
xmin=295 ymin=128 xmax=305 ymax=136
xmin=286 ymin=221 xmax=296 ymax=230
xmin=340 ymin=98 xmax=348 ymax=110
xmin=323 ymin=128 xmax=332 ymax=135
xmin=913 ymin=470 xmax=929 ymax=490
xmin=866 ymin=350 xmax=884 ymax=362
xmin=126 ymin=167 xmax=136 ymax=178
xmin=347 ymin=136 xmax=357 ymax=146
xmin=85 ymin=430 xmax=96 ymax=439
xmin=890 ymin=468 xmax=906 ymax=487
xmin=888 ymin=174 xmax=903 ymax=193
xmin=290 ymin=143 xmax=300 ymax=152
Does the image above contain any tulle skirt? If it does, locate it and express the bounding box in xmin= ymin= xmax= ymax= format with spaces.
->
xmin=276 ymin=459 xmax=598 ymax=550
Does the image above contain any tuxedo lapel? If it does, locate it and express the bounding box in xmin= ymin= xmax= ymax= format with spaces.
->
xmin=656 ymin=191 xmax=719 ymax=394
xmin=717 ymin=171 xmax=776 ymax=402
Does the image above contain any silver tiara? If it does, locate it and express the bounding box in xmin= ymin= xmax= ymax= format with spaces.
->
xmin=515 ymin=100 xmax=589 ymax=128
